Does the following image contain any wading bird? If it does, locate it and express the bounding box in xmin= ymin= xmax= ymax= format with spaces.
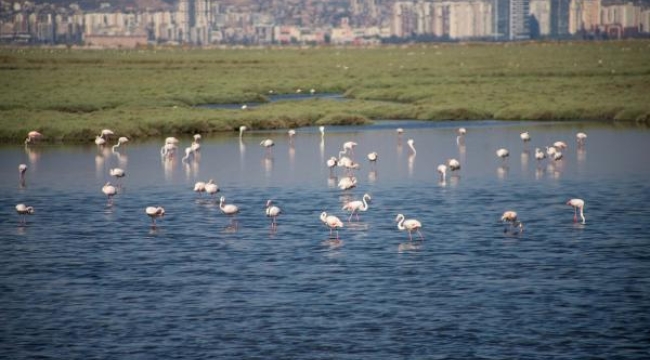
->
xmin=501 ymin=210 xmax=523 ymax=234
xmin=496 ymin=148 xmax=509 ymax=161
xmin=102 ymin=182 xmax=117 ymax=204
xmin=265 ymin=200 xmax=282 ymax=229
xmin=320 ymin=212 xmax=344 ymax=239
xmin=112 ymin=137 xmax=129 ymax=152
xmin=567 ymin=198 xmax=586 ymax=224
xmin=219 ymin=196 xmax=240 ymax=225
xmin=145 ymin=206 xmax=165 ymax=227
xmin=395 ymin=214 xmax=423 ymax=241
xmin=15 ymin=203 xmax=34 ymax=224
xmin=576 ymin=132 xmax=587 ymax=146
xmin=25 ymin=130 xmax=43 ymax=145
xmin=260 ymin=139 xmax=275 ymax=156
xmin=342 ymin=193 xmax=371 ymax=222
xmin=19 ymin=164 xmax=27 ymax=185
xmin=407 ymin=139 xmax=416 ymax=155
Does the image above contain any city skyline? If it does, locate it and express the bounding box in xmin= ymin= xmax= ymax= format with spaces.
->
xmin=1 ymin=0 xmax=649 ymax=47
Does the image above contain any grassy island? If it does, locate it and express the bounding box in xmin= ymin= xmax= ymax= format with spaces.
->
xmin=1 ymin=40 xmax=649 ymax=143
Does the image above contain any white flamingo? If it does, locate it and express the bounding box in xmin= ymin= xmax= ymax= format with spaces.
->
xmin=320 ymin=211 xmax=344 ymax=239
xmin=546 ymin=146 xmax=558 ymax=157
xmin=95 ymin=136 xmax=106 ymax=146
xmin=145 ymin=206 xmax=165 ymax=227
xmin=326 ymin=156 xmax=338 ymax=176
xmin=407 ymin=139 xmax=416 ymax=155
xmin=338 ymin=176 xmax=357 ymax=190
xmin=553 ymin=151 xmax=563 ymax=161
xmin=239 ymin=125 xmax=247 ymax=138
xmin=260 ymin=139 xmax=274 ymax=156
xmin=100 ymin=129 xmax=114 ymax=139
xmin=553 ymin=141 xmax=568 ymax=150
xmin=19 ymin=163 xmax=27 ymax=185
xmin=343 ymin=141 xmax=357 ymax=156
xmin=567 ymin=198 xmax=586 ymax=224
xmin=447 ymin=158 xmax=461 ymax=171
xmin=193 ymin=181 xmax=206 ymax=196
xmin=265 ymin=199 xmax=282 ymax=229
xmin=15 ymin=203 xmax=34 ymax=224
xmin=535 ymin=148 xmax=546 ymax=161
xmin=342 ymin=193 xmax=371 ymax=222
xmin=219 ymin=196 xmax=240 ymax=224
xmin=520 ymin=131 xmax=531 ymax=143
xmin=437 ymin=164 xmax=447 ymax=181
xmin=319 ymin=126 xmax=325 ymax=138
xmin=181 ymin=146 xmax=193 ymax=162
xmin=367 ymin=152 xmax=378 ymax=168
xmin=576 ymin=132 xmax=587 ymax=146
xmin=456 ymin=127 xmax=466 ymax=145
xmin=501 ymin=210 xmax=523 ymax=234
xmin=395 ymin=214 xmax=423 ymax=241
xmin=112 ymin=136 xmax=129 ymax=152
xmin=109 ymin=168 xmax=125 ymax=183
xmin=205 ymin=179 xmax=219 ymax=198
xmin=102 ymin=182 xmax=117 ymax=203
xmin=496 ymin=148 xmax=509 ymax=161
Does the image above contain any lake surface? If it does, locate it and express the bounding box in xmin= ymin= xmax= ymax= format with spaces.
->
xmin=1 ymin=120 xmax=650 ymax=359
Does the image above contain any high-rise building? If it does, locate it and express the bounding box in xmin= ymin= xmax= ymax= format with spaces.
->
xmin=509 ymin=0 xmax=530 ymax=40
xmin=550 ymin=0 xmax=570 ymax=37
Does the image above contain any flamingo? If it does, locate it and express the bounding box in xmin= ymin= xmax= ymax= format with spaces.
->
xmin=501 ymin=210 xmax=523 ymax=234
xmin=241 ymin=104 xmax=248 ymax=110
xmin=25 ymin=130 xmax=42 ymax=145
xmin=546 ymin=146 xmax=558 ymax=157
xmin=219 ymin=196 xmax=240 ymax=224
xmin=288 ymin=129 xmax=296 ymax=138
xmin=553 ymin=141 xmax=568 ymax=150
xmin=310 ymin=88 xmax=316 ymax=95
xmin=367 ymin=152 xmax=378 ymax=168
xmin=112 ymin=136 xmax=129 ymax=152
xmin=320 ymin=212 xmax=344 ymax=239
xmin=342 ymin=193 xmax=371 ymax=222
xmin=396 ymin=128 xmax=404 ymax=135
xmin=100 ymin=129 xmax=114 ymax=139
xmin=319 ymin=126 xmax=325 ymax=138
xmin=95 ymin=136 xmax=106 ymax=146
xmin=260 ymin=139 xmax=274 ymax=156
xmin=160 ymin=143 xmax=177 ymax=158
xmin=447 ymin=158 xmax=461 ymax=171
xmin=15 ymin=203 xmax=34 ymax=224
xmin=109 ymin=168 xmax=125 ymax=183
xmin=102 ymin=182 xmax=117 ymax=203
xmin=496 ymin=148 xmax=509 ymax=161
xmin=191 ymin=140 xmax=201 ymax=153
xmin=576 ymin=132 xmax=587 ymax=146
xmin=193 ymin=181 xmax=206 ymax=196
xmin=407 ymin=139 xmax=416 ymax=155
xmin=239 ymin=125 xmax=247 ymax=138
xmin=535 ymin=148 xmax=546 ymax=161
xmin=193 ymin=134 xmax=202 ymax=142
xmin=395 ymin=214 xmax=423 ymax=241
xmin=19 ymin=163 xmax=27 ymax=184
xmin=338 ymin=176 xmax=357 ymax=190
xmin=553 ymin=151 xmax=563 ymax=161
xmin=456 ymin=127 xmax=466 ymax=145
xmin=520 ymin=131 xmax=531 ymax=143
xmin=567 ymin=198 xmax=586 ymax=224
xmin=265 ymin=199 xmax=282 ymax=229
xmin=181 ymin=146 xmax=193 ymax=162
xmin=204 ymin=179 xmax=219 ymax=198
xmin=437 ymin=164 xmax=447 ymax=181
xmin=343 ymin=141 xmax=357 ymax=156
xmin=326 ymin=156 xmax=338 ymax=176
xmin=145 ymin=206 xmax=165 ymax=227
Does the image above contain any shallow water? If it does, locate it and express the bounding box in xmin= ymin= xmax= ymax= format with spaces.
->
xmin=1 ymin=120 xmax=650 ymax=359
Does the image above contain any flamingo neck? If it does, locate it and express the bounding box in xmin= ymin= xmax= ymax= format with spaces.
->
xmin=396 ymin=215 xmax=405 ymax=230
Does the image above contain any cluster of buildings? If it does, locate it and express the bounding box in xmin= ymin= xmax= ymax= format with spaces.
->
xmin=1 ymin=0 xmax=649 ymax=48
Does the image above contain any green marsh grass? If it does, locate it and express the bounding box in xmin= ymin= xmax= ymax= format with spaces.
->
xmin=1 ymin=41 xmax=649 ymax=143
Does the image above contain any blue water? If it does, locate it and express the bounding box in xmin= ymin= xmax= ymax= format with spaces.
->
xmin=1 ymin=120 xmax=650 ymax=359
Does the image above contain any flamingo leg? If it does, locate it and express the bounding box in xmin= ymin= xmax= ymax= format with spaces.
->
xmin=573 ymin=207 xmax=578 ymax=222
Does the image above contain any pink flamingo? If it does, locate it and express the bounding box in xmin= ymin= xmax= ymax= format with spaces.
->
xmin=15 ymin=203 xmax=34 ymax=224
xmin=342 ymin=193 xmax=371 ymax=222
xmin=320 ymin=212 xmax=344 ymax=239
xmin=567 ymin=198 xmax=586 ymax=224
xmin=501 ymin=210 xmax=524 ymax=234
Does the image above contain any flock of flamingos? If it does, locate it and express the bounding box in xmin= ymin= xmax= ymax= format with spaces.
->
xmin=16 ymin=125 xmax=587 ymax=246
